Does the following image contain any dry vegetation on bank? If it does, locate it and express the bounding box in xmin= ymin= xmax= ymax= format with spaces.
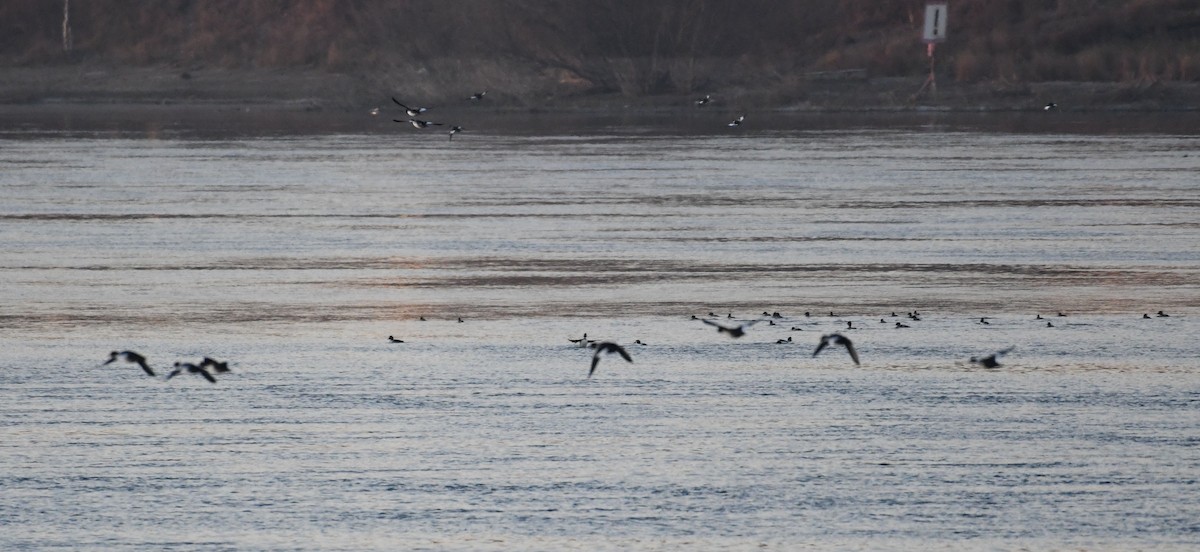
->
xmin=1 ymin=1 xmax=1198 ymax=109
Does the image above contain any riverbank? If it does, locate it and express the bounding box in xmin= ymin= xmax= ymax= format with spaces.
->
xmin=2 ymin=65 xmax=1199 ymax=114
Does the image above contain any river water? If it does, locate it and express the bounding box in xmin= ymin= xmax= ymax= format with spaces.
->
xmin=1 ymin=111 xmax=1198 ymax=550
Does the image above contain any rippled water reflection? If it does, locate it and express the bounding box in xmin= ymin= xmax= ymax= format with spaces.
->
xmin=1 ymin=115 xmax=1198 ymax=549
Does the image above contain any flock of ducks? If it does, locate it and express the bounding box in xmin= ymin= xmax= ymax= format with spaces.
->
xmin=381 ymin=308 xmax=1178 ymax=378
xmin=376 ymin=91 xmax=1061 ymax=140
xmin=375 ymin=92 xmax=750 ymax=140
xmin=372 ymin=94 xmax=484 ymax=141
xmin=102 ymin=350 xmax=232 ymax=384
xmin=106 ymin=308 xmax=1175 ymax=381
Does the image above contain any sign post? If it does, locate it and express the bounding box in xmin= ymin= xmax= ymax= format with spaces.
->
xmin=915 ymin=3 xmax=948 ymax=100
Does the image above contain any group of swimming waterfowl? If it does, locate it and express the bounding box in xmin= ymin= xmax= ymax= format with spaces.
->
xmin=102 ymin=350 xmax=232 ymax=384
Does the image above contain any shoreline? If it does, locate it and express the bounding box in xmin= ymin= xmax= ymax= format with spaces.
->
xmin=2 ymin=65 xmax=1199 ymax=114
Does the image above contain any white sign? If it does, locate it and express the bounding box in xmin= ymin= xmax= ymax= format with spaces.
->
xmin=923 ymin=3 xmax=948 ymax=43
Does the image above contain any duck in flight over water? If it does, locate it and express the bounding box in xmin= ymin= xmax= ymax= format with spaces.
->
xmin=969 ymin=346 xmax=1014 ymax=368
xmin=469 ymin=91 xmax=486 ymax=101
xmin=449 ymin=126 xmax=463 ymax=141
xmin=199 ymin=356 xmax=231 ymax=373
xmin=813 ymin=333 xmax=860 ymax=366
xmin=400 ymin=118 xmax=444 ymax=129
xmin=167 ymin=362 xmax=216 ymax=383
xmin=728 ymin=115 xmax=745 ymax=127
xmin=392 ymin=98 xmax=428 ymax=116
xmin=588 ymin=341 xmax=632 ymax=378
xmin=701 ymin=319 xmax=764 ymax=338
xmin=695 ymin=94 xmax=711 ymax=106
xmin=102 ymin=350 xmax=155 ymax=377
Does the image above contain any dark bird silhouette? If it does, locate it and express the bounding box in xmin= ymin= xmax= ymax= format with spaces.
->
xmin=166 ymin=362 xmax=216 ymax=383
xmin=813 ymin=333 xmax=860 ymax=366
xmin=449 ymin=125 xmax=463 ymax=141
xmin=727 ymin=115 xmax=745 ymax=127
xmin=1036 ymin=314 xmax=1044 ymax=320
xmin=634 ymin=340 xmax=647 ymax=345
xmin=419 ymin=316 xmax=427 ymax=321
xmin=701 ymin=318 xmax=764 ymax=338
xmin=695 ymin=94 xmax=711 ymax=106
xmin=588 ymin=341 xmax=632 ymax=378
xmin=1047 ymin=321 xmax=1055 ymax=327
xmin=1057 ymin=312 xmax=1068 ymax=317
xmin=102 ymin=350 xmax=155 ymax=377
xmin=969 ymin=346 xmax=1014 ymax=368
xmin=776 ymin=336 xmax=792 ymax=344
xmin=469 ymin=91 xmax=486 ymax=101
xmin=1157 ymin=310 xmax=1170 ymax=317
xmin=1044 ymin=102 xmax=1058 ymax=111
xmin=979 ymin=317 xmax=991 ymax=325
xmin=457 ymin=317 xmax=465 ymax=323
xmin=895 ymin=322 xmax=910 ymax=328
xmin=846 ymin=321 xmax=856 ymax=330
xmin=790 ymin=327 xmax=805 ymax=331
xmin=1144 ymin=313 xmax=1152 ymax=319
xmin=392 ymin=97 xmax=428 ymax=116
xmin=388 ymin=336 xmax=404 ymax=343
xmin=199 ymin=356 xmax=231 ymax=373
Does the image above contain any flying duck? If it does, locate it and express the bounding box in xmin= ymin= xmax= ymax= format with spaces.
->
xmin=392 ymin=97 xmax=428 ymax=116
xmin=199 ymin=356 xmax=230 ymax=373
xmin=399 ymin=118 xmax=444 ymax=129
xmin=701 ymin=318 xmax=764 ymax=338
xmin=448 ymin=126 xmax=463 ymax=141
xmin=166 ymin=362 xmax=216 ymax=384
xmin=102 ymin=350 xmax=155 ymax=377
xmin=695 ymin=94 xmax=711 ymax=106
xmin=727 ymin=115 xmax=744 ymax=127
xmin=588 ymin=341 xmax=633 ymax=378
xmin=969 ymin=346 xmax=1014 ymax=368
xmin=813 ymin=333 xmax=860 ymax=366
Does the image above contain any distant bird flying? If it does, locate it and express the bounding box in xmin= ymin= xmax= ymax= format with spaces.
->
xmin=199 ymin=356 xmax=231 ymax=373
xmin=695 ymin=94 xmax=711 ymax=106
xmin=166 ymin=362 xmax=216 ymax=383
xmin=588 ymin=341 xmax=632 ymax=378
xmin=727 ymin=115 xmax=745 ymax=127
xmin=469 ymin=91 xmax=487 ymax=101
xmin=701 ymin=318 xmax=764 ymax=338
xmin=969 ymin=346 xmax=1014 ymax=368
xmin=449 ymin=125 xmax=463 ymax=141
xmin=399 ymin=118 xmax=444 ymax=129
xmin=102 ymin=350 xmax=155 ymax=377
xmin=392 ymin=98 xmax=428 ymax=116
xmin=813 ymin=333 xmax=860 ymax=366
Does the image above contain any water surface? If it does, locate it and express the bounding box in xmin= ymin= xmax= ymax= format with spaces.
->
xmin=2 ymin=113 xmax=1198 ymax=550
